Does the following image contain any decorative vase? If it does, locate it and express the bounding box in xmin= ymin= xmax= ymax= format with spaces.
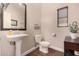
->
xmin=70 ymin=32 xmax=77 ymax=39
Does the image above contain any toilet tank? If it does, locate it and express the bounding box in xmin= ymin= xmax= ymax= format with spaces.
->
xmin=35 ymin=34 xmax=42 ymax=43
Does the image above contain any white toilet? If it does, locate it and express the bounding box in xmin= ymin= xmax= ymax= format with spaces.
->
xmin=35 ymin=34 xmax=50 ymax=53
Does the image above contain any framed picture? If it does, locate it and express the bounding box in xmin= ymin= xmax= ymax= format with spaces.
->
xmin=57 ymin=6 xmax=68 ymax=27
xmin=34 ymin=24 xmax=40 ymax=30
xmin=11 ymin=19 xmax=17 ymax=26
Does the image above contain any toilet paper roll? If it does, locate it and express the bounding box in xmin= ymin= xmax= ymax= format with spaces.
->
xmin=52 ymin=33 xmax=56 ymax=37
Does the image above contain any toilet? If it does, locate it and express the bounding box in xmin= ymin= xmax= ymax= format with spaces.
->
xmin=35 ymin=34 xmax=50 ymax=53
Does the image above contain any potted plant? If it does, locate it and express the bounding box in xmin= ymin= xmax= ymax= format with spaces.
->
xmin=69 ymin=21 xmax=79 ymax=39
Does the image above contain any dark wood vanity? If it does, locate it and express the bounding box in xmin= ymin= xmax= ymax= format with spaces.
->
xmin=64 ymin=36 xmax=79 ymax=56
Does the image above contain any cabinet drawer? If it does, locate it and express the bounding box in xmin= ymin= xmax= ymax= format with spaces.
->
xmin=64 ymin=42 xmax=79 ymax=51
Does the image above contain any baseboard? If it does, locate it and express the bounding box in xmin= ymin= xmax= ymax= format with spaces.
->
xmin=21 ymin=46 xmax=38 ymax=56
xmin=49 ymin=45 xmax=64 ymax=53
xmin=22 ymin=45 xmax=64 ymax=56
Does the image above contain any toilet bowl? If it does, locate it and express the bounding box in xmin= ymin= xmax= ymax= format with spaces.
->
xmin=39 ymin=41 xmax=50 ymax=53
xmin=35 ymin=35 xmax=50 ymax=53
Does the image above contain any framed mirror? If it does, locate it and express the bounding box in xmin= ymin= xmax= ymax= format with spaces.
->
xmin=57 ymin=6 xmax=68 ymax=27
xmin=1 ymin=3 xmax=26 ymax=30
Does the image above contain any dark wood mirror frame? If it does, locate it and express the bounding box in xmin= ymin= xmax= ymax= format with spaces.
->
xmin=57 ymin=6 xmax=68 ymax=27
xmin=1 ymin=4 xmax=27 ymax=30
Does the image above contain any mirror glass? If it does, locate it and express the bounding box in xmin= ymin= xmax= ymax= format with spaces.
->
xmin=2 ymin=3 xmax=26 ymax=30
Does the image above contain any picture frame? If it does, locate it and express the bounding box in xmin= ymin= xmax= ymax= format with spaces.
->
xmin=11 ymin=19 xmax=17 ymax=26
xmin=34 ymin=24 xmax=40 ymax=30
xmin=57 ymin=6 xmax=68 ymax=27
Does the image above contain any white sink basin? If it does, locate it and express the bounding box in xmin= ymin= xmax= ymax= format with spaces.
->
xmin=6 ymin=34 xmax=28 ymax=41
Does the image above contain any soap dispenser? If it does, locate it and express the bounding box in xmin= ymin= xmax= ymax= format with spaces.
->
xmin=8 ymin=30 xmax=13 ymax=35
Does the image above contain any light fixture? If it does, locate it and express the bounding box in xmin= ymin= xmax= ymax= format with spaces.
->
xmin=0 ymin=3 xmax=9 ymax=9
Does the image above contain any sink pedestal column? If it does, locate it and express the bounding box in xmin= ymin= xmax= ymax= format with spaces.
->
xmin=15 ymin=40 xmax=22 ymax=56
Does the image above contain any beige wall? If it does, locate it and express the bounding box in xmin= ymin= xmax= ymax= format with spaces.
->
xmin=21 ymin=3 xmax=41 ymax=53
xmin=41 ymin=3 xmax=79 ymax=51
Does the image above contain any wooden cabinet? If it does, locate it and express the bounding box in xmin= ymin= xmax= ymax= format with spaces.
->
xmin=64 ymin=36 xmax=79 ymax=56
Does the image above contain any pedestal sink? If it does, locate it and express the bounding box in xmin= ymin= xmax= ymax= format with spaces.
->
xmin=7 ymin=34 xmax=28 ymax=41
xmin=6 ymin=34 xmax=28 ymax=56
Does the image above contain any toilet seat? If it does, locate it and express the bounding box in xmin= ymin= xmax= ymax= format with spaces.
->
xmin=39 ymin=41 xmax=50 ymax=47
